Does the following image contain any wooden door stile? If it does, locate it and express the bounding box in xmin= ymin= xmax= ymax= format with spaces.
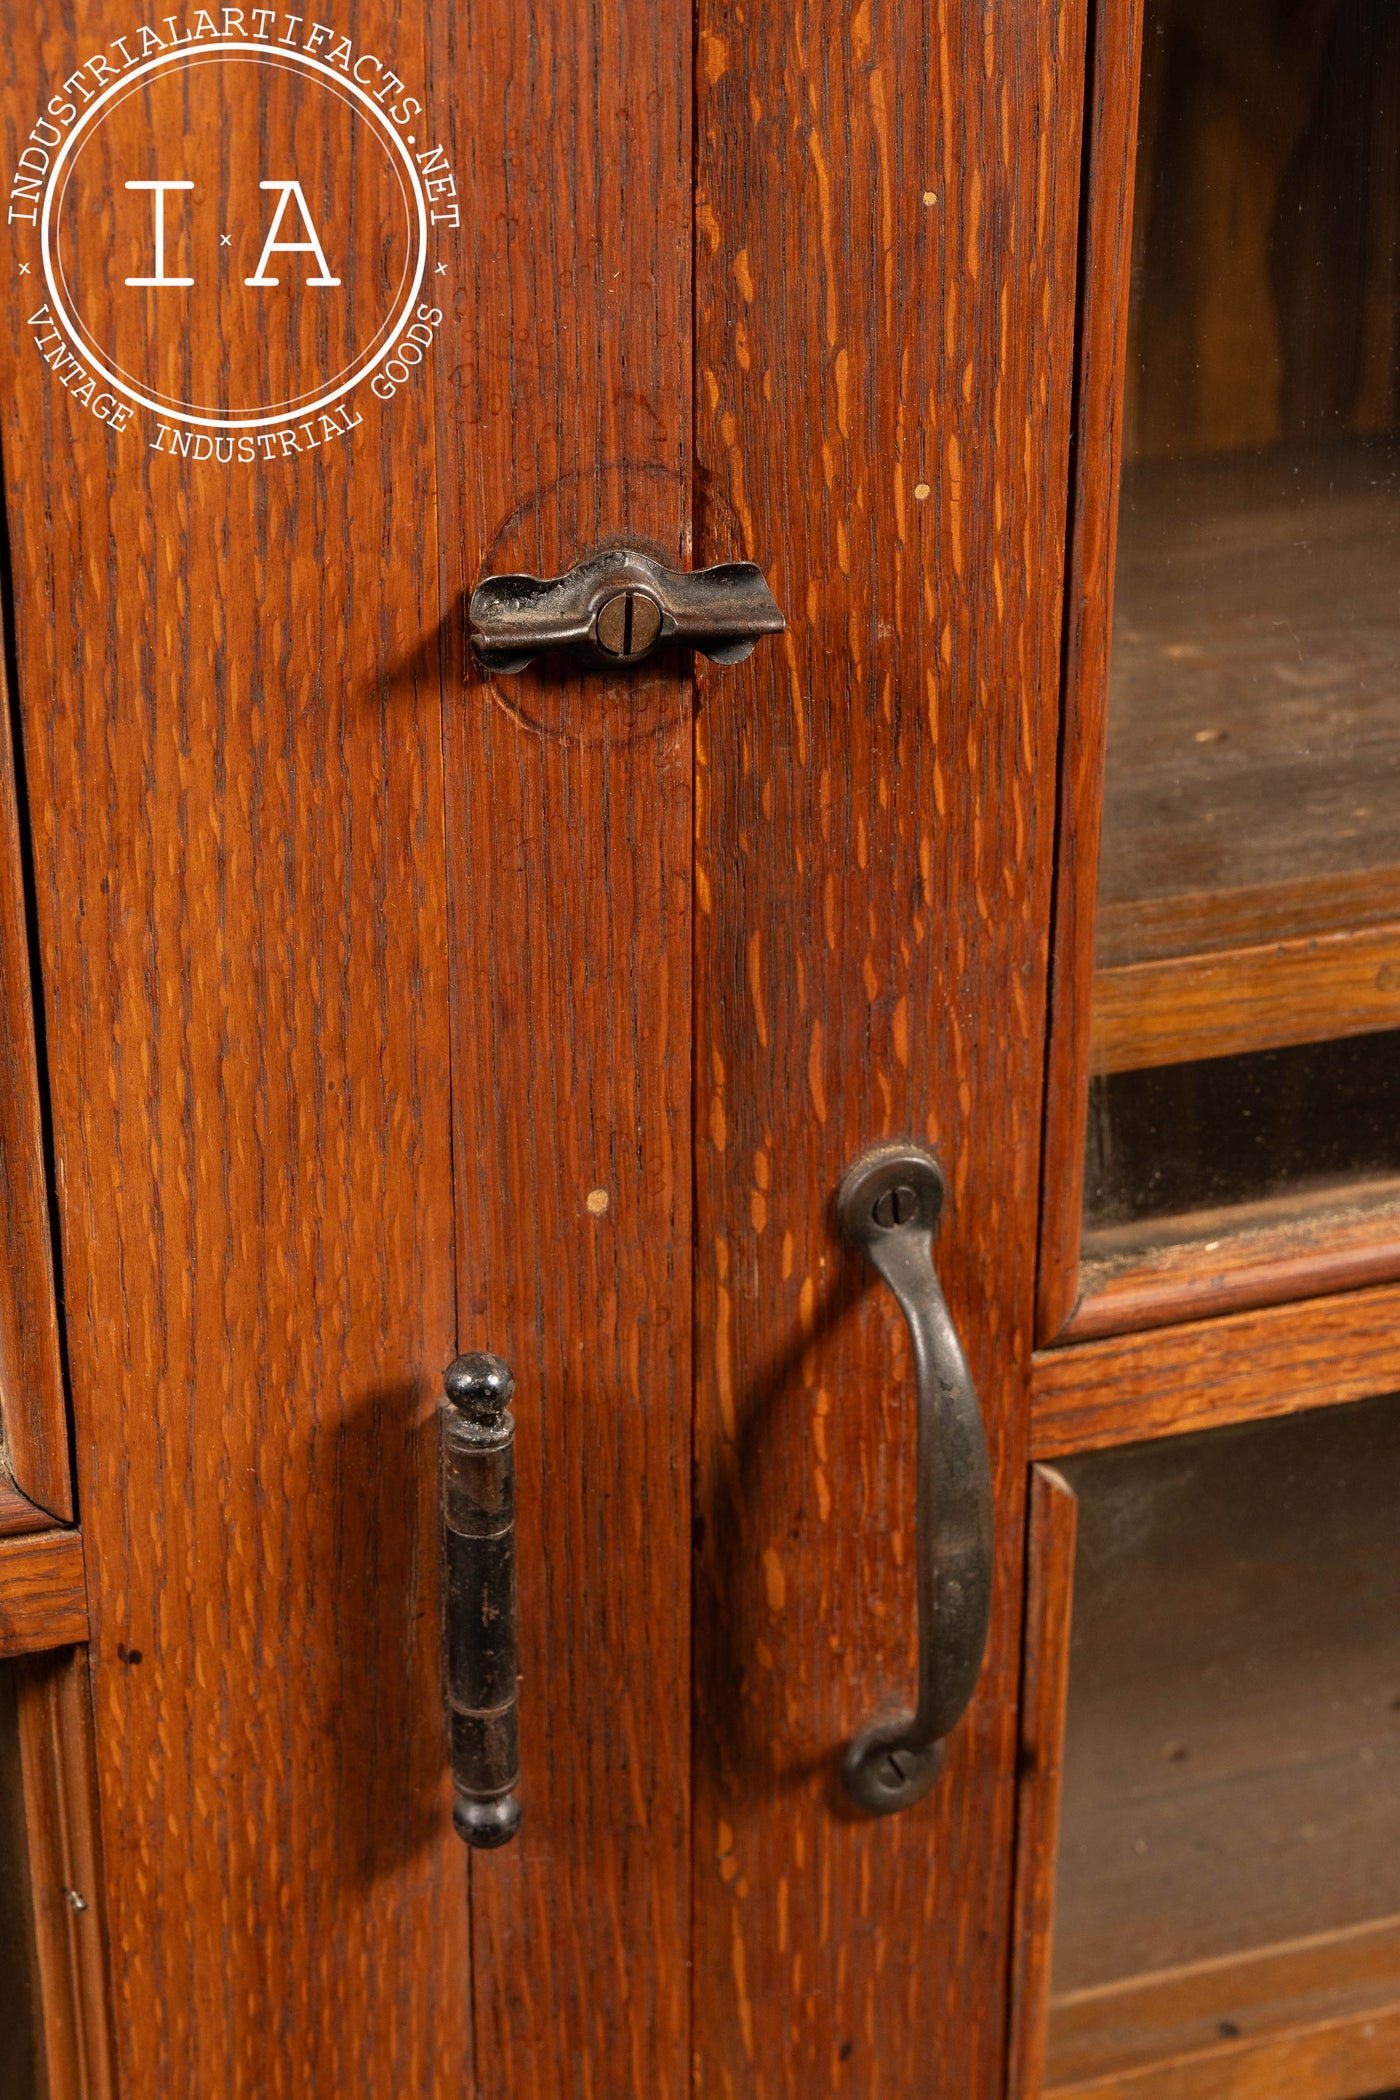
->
xmin=692 ymin=0 xmax=1088 ymax=2085
xmin=0 ymin=636 xmax=70 ymax=1524
xmin=431 ymin=3 xmax=694 ymax=2092
xmin=1037 ymin=0 xmax=1147 ymax=1346
xmin=1007 ymin=1467 xmax=1079 ymax=2100
xmin=0 ymin=8 xmax=465 ymax=2091
xmin=13 ymin=1647 xmax=117 ymax=2100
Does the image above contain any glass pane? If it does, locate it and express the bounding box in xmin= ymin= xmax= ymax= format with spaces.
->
xmin=1085 ymin=0 xmax=1400 ymax=1272
xmin=1048 ymin=1394 xmax=1400 ymax=2092
xmin=0 ymin=1663 xmax=42 ymax=2100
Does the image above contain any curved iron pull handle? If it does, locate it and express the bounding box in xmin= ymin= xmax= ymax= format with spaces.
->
xmin=837 ymin=1143 xmax=994 ymax=1816
xmin=469 ymin=547 xmax=784 ymax=673
xmin=441 ymin=1353 xmax=521 ymax=1848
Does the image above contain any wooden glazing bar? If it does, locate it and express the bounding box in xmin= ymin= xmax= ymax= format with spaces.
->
xmin=0 ymin=646 xmax=69 ymax=1522
xmin=0 ymin=1532 xmax=87 ymax=1657
xmin=1089 ymin=921 xmax=1400 ymax=1073
xmin=1071 ymin=1179 xmax=1400 ymax=1340
xmin=1036 ymin=0 xmax=1150 ymax=1345
xmin=1031 ymin=1280 xmax=1400 ymax=1459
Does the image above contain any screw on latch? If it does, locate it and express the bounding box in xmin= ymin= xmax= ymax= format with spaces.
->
xmin=871 ymin=1184 xmax=919 ymax=1229
xmin=595 ymin=588 xmax=663 ymax=661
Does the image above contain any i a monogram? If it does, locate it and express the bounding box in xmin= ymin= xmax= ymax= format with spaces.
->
xmin=123 ymin=177 xmax=341 ymax=289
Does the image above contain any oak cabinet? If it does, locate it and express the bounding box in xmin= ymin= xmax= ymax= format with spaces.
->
xmin=0 ymin=2 xmax=1396 ymax=2096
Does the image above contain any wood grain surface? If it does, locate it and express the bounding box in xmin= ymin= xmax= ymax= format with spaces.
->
xmin=1090 ymin=921 xmax=1400 ymax=1071
xmin=1038 ymin=0 xmax=1147 ymax=1344
xmin=1048 ymin=1921 xmax=1400 ymax=2099
xmin=14 ymin=1648 xmax=116 ymax=2099
xmin=0 ymin=9 xmax=465 ymax=2093
xmin=1094 ymin=866 xmax=1400 ymax=967
xmin=433 ymin=4 xmax=693 ymax=2093
xmin=691 ymin=1 xmax=1087 ymax=2088
xmin=0 ymin=1532 xmax=86 ymax=1656
xmin=0 ymin=626 xmax=69 ymax=1522
xmin=1008 ymin=1468 xmax=1079 ymax=2100
xmin=1031 ymin=1279 xmax=1400 ymax=1457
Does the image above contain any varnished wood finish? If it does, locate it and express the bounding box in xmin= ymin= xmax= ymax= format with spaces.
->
xmin=692 ymin=2 xmax=1088 ymax=2086
xmin=0 ymin=1533 xmax=86 ymax=1657
xmin=1095 ymin=867 xmax=1400 ymax=967
xmin=1008 ymin=1468 xmax=1079 ymax=2100
xmin=435 ymin=5 xmax=693 ymax=2092
xmin=0 ymin=1475 xmax=60 ymax=1539
xmin=1038 ymin=0 xmax=1147 ymax=1344
xmin=1090 ymin=921 xmax=1400 ymax=1072
xmin=1048 ymin=1918 xmax=1400 ymax=2099
xmin=1073 ymin=1178 xmax=1400 ymax=1339
xmin=1030 ymin=1280 xmax=1400 ymax=1457
xmin=0 ymin=642 xmax=69 ymax=1522
xmin=1 ymin=10 xmax=464 ymax=2092
xmin=14 ymin=1650 xmax=116 ymax=2100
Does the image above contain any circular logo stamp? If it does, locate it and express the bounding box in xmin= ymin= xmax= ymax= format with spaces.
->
xmin=10 ymin=16 xmax=456 ymax=462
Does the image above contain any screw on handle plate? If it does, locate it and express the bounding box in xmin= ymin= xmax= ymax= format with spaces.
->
xmin=468 ymin=547 xmax=784 ymax=673
xmin=836 ymin=1143 xmax=994 ymax=1817
xmin=441 ymin=1352 xmax=521 ymax=1849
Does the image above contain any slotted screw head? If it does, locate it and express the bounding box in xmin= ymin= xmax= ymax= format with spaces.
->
xmin=595 ymin=589 xmax=663 ymax=660
xmin=872 ymin=1184 xmax=919 ymax=1229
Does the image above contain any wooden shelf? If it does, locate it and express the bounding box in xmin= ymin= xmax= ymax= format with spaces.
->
xmin=1093 ymin=443 xmax=1400 ymax=1073
xmin=1048 ymin=1917 xmax=1400 ymax=2098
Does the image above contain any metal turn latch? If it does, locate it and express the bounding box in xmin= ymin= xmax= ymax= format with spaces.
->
xmin=469 ymin=548 xmax=784 ymax=673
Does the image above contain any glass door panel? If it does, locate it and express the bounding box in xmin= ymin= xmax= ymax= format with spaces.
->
xmin=1046 ymin=1394 xmax=1400 ymax=2096
xmin=1085 ymin=0 xmax=1400 ymax=1295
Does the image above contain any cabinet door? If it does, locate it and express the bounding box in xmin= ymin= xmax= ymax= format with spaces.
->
xmin=0 ymin=2 xmax=1084 ymax=2093
xmin=1019 ymin=2 xmax=1400 ymax=2095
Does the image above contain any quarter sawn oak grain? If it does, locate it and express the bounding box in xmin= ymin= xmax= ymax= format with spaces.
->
xmin=433 ymin=1 xmax=694 ymax=2091
xmin=1 ymin=9 xmax=465 ymax=2093
xmin=692 ymin=1 xmax=1088 ymax=2087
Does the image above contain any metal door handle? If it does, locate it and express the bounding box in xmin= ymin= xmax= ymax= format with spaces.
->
xmin=441 ymin=1353 xmax=521 ymax=1848
xmin=836 ymin=1144 xmax=994 ymax=1816
xmin=469 ymin=548 xmax=784 ymax=672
